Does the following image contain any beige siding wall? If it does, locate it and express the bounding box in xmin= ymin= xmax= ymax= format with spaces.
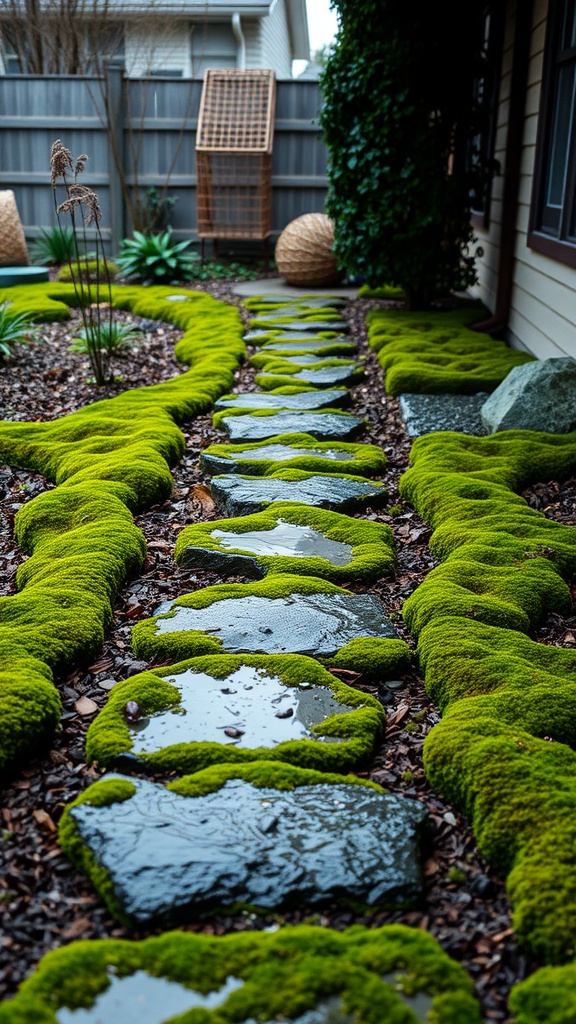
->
xmin=474 ymin=0 xmax=576 ymax=359
xmin=260 ymin=0 xmax=293 ymax=77
xmin=125 ymin=21 xmax=193 ymax=77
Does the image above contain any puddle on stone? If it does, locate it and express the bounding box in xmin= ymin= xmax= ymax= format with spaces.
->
xmin=129 ymin=665 xmax=353 ymax=753
xmin=224 ymin=444 xmax=354 ymax=464
xmin=56 ymin=971 xmax=242 ymax=1024
xmin=211 ymin=520 xmax=353 ymax=565
xmin=244 ymin=997 xmax=356 ymax=1024
xmin=154 ymin=592 xmax=397 ymax=655
xmin=381 ymin=974 xmax=434 ymax=1022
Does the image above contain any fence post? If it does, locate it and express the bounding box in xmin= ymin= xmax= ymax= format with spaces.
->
xmin=105 ymin=60 xmax=125 ymax=257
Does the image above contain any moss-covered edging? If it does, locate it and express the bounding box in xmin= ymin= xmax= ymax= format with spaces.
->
xmin=367 ymin=308 xmax=533 ymax=395
xmin=84 ymin=652 xmax=385 ymax=772
xmin=132 ymin=573 xmax=410 ymax=680
xmin=397 ymin=429 xmax=576 ymax=962
xmin=0 ymin=282 xmax=245 ymax=774
xmin=174 ymin=502 xmax=395 ymax=583
xmin=201 ymin=433 xmax=384 ymax=477
xmin=0 ymin=923 xmax=482 ymax=1024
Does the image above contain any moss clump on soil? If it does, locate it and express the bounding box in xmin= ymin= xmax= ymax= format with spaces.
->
xmin=0 ymin=282 xmax=245 ymax=774
xmin=367 ymin=308 xmax=533 ymax=395
xmin=0 ymin=924 xmax=482 ymax=1024
xmin=201 ymin=434 xmax=384 ymax=478
xmin=84 ymin=652 xmax=385 ymax=773
xmin=132 ymin=573 xmax=407 ymax=682
xmin=399 ymin=428 xmax=576 ymax=962
xmin=358 ymin=283 xmax=406 ymax=299
xmin=175 ymin=502 xmax=395 ymax=584
xmin=509 ymin=962 xmax=576 ymax=1024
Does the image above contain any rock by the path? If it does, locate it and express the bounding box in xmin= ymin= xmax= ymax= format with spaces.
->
xmin=64 ymin=772 xmax=426 ymax=926
xmin=481 ymin=357 xmax=576 ymax=433
xmin=399 ymin=392 xmax=489 ymax=436
xmin=217 ymin=411 xmax=365 ymax=443
xmin=209 ymin=471 xmax=387 ymax=516
xmin=86 ymin=654 xmax=384 ymax=773
xmin=214 ymin=389 xmax=351 ymax=411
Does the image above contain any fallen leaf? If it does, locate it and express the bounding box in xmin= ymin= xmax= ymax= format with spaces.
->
xmin=328 ymin=667 xmax=362 ymax=684
xmin=61 ymin=917 xmax=92 ymax=939
xmin=32 ymin=809 xmax=57 ymax=833
xmin=74 ymin=696 xmax=99 ymax=716
xmin=192 ymin=483 xmax=216 ymax=513
xmin=490 ymin=928 xmax=513 ymax=943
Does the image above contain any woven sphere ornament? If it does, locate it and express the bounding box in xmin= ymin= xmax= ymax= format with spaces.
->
xmin=0 ymin=191 xmax=30 ymax=267
xmin=275 ymin=213 xmax=343 ymax=286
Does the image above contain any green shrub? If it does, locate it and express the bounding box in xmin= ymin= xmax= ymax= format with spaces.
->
xmin=30 ymin=225 xmax=76 ymax=265
xmin=117 ymin=229 xmax=199 ymax=283
xmin=0 ymin=303 xmax=33 ymax=359
xmin=57 ymin=258 xmax=119 ymax=284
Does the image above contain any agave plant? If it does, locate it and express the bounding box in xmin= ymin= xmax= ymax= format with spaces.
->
xmin=0 ymin=303 xmax=33 ymax=359
xmin=30 ymin=225 xmax=77 ymax=265
xmin=117 ymin=229 xmax=199 ymax=283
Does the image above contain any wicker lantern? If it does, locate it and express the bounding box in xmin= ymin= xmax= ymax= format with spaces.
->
xmin=0 ymin=191 xmax=30 ymax=266
xmin=275 ymin=213 xmax=342 ymax=286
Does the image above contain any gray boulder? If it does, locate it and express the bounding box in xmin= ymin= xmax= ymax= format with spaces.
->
xmin=481 ymin=357 xmax=576 ymax=433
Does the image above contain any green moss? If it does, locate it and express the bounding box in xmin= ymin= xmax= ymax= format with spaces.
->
xmin=509 ymin=962 xmax=576 ymax=1023
xmin=0 ymin=924 xmax=482 ymax=1024
xmin=261 ymin=338 xmax=357 ymax=357
xmin=85 ymin=652 xmax=385 ymax=773
xmin=201 ymin=434 xmax=385 ymax=478
xmin=257 ymin=365 xmax=363 ymax=391
xmin=57 ymin=259 xmax=120 ymax=283
xmin=399 ymin=428 xmax=576 ymax=962
xmin=132 ymin=573 xmax=406 ymax=682
xmin=367 ymin=307 xmax=533 ymax=394
xmin=358 ymin=283 xmax=406 ymax=299
xmin=0 ymin=282 xmax=245 ymax=775
xmin=250 ymin=351 xmax=359 ymax=372
xmin=175 ymin=502 xmax=395 ymax=584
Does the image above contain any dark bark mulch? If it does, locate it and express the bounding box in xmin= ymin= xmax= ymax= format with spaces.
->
xmin=1 ymin=283 xmax=570 ymax=1021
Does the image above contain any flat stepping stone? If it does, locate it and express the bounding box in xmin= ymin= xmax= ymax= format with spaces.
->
xmin=250 ymin=320 xmax=350 ymax=333
xmin=85 ymin=653 xmax=384 ymax=773
xmin=201 ymin=434 xmax=385 ymax=477
xmin=61 ymin=764 xmax=427 ymax=926
xmin=132 ymin=575 xmax=401 ymax=672
xmin=257 ymin=365 xmax=362 ymax=389
xmin=175 ymin=503 xmax=395 ymax=583
xmin=209 ymin=470 xmax=387 ymax=516
xmin=247 ymin=294 xmax=347 ymax=308
xmin=251 ymin=352 xmax=359 ymax=372
xmin=216 ymin=411 xmax=365 ymax=442
xmin=261 ymin=337 xmax=356 ymax=355
xmin=214 ymin=389 xmax=351 ymax=411
xmin=399 ymin=392 xmax=488 ymax=436
xmin=5 ymin=925 xmax=482 ymax=1024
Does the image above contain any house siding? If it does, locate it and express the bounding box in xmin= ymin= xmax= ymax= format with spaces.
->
xmin=474 ymin=0 xmax=576 ymax=360
xmin=259 ymin=0 xmax=293 ymax=78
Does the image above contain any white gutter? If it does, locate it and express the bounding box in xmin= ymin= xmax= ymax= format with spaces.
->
xmin=232 ymin=12 xmax=246 ymax=68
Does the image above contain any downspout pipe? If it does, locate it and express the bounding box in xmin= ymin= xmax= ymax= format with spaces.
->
xmin=232 ymin=13 xmax=246 ymax=70
xmin=472 ymin=0 xmax=534 ymax=335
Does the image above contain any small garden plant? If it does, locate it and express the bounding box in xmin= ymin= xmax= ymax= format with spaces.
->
xmin=0 ymin=302 xmax=33 ymax=360
xmin=117 ymin=228 xmax=199 ymax=284
xmin=30 ymin=224 xmax=77 ymax=266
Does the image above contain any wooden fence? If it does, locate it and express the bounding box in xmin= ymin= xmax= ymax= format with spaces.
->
xmin=0 ymin=70 xmax=328 ymax=255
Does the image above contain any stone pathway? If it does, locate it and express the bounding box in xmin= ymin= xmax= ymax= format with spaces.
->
xmin=5 ymin=293 xmax=488 ymax=1021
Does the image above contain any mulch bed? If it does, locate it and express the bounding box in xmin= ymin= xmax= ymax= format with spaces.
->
xmin=1 ymin=280 xmax=572 ymax=1020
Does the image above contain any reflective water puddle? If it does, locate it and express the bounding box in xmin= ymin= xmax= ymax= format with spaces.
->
xmin=211 ymin=520 xmax=353 ymax=566
xmin=57 ymin=971 xmax=242 ymax=1023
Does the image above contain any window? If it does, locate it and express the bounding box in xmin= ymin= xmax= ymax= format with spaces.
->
xmin=469 ymin=4 xmax=505 ymax=227
xmin=529 ymin=0 xmax=576 ymax=265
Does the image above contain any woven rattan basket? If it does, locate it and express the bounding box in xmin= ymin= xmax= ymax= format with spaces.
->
xmin=275 ymin=213 xmax=342 ymax=286
xmin=0 ymin=191 xmax=30 ymax=266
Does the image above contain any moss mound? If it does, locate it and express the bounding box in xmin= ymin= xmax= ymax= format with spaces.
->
xmin=0 ymin=282 xmax=245 ymax=774
xmin=399 ymin=428 xmax=576 ymax=962
xmin=85 ymin=652 xmax=385 ymax=773
xmin=0 ymin=924 xmax=482 ymax=1024
xmin=367 ymin=308 xmax=533 ymax=395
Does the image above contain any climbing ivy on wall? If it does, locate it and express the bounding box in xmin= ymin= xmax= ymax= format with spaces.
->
xmin=319 ymin=0 xmax=487 ymax=308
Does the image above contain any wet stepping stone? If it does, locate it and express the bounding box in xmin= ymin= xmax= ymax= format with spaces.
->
xmin=175 ymin=503 xmax=394 ymax=583
xmin=132 ymin=574 xmax=403 ymax=676
xmin=214 ymin=388 xmax=351 ymax=411
xmin=250 ymin=320 xmax=350 ymax=333
xmin=257 ymin=365 xmax=362 ymax=389
xmin=4 ymin=924 xmax=482 ymax=1024
xmin=215 ymin=411 xmax=365 ymax=443
xmin=251 ymin=353 xmax=359 ymax=372
xmin=61 ymin=764 xmax=427 ymax=926
xmin=261 ymin=338 xmax=356 ymax=355
xmin=399 ymin=392 xmax=489 ymax=437
xmin=201 ymin=434 xmax=385 ymax=477
xmin=85 ymin=654 xmax=383 ymax=773
xmin=209 ymin=469 xmax=386 ymax=516
xmin=246 ymin=294 xmax=347 ymax=308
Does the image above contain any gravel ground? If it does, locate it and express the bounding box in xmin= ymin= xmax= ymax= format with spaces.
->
xmin=2 ymin=280 xmax=572 ymax=1020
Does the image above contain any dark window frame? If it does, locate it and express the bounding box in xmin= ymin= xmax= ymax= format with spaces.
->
xmin=529 ymin=0 xmax=576 ymax=267
xmin=470 ymin=3 xmax=506 ymax=230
